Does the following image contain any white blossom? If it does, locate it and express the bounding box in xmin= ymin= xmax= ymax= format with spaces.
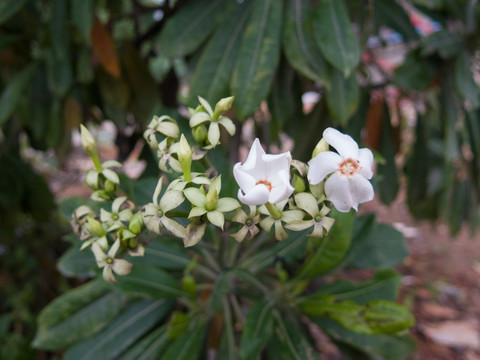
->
xmin=308 ymin=128 xmax=374 ymax=212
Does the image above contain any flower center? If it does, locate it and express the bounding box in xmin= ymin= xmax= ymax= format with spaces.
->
xmin=112 ymin=213 xmax=119 ymax=221
xmin=245 ymin=219 xmax=253 ymax=227
xmin=106 ymin=257 xmax=114 ymax=265
xmin=256 ymin=180 xmax=272 ymax=192
xmin=339 ymin=158 xmax=360 ymax=177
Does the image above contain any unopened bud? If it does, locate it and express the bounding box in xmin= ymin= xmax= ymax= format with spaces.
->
xmin=312 ymin=138 xmax=329 ymax=158
xmin=181 ymin=275 xmax=196 ymax=298
xmin=80 ymin=125 xmax=97 ymax=157
xmin=104 ymin=179 xmax=116 ymax=193
xmin=178 ymin=134 xmax=192 ymax=181
xmin=292 ymin=174 xmax=306 ymax=194
xmin=129 ymin=212 xmax=143 ymax=234
xmin=87 ymin=217 xmax=105 ymax=237
xmin=205 ymin=189 xmax=218 ymax=211
xmin=214 ymin=96 xmax=234 ymax=117
xmin=192 ymin=124 xmax=208 ymax=143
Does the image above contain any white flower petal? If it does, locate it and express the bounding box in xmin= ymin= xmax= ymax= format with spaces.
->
xmin=242 ymin=139 xmax=266 ymax=173
xmin=183 ymin=223 xmax=206 ymax=247
xmin=294 ymin=193 xmax=318 ymax=217
xmin=358 ymin=148 xmax=374 ymax=179
xmin=208 ymin=122 xmax=220 ymax=147
xmin=112 ymin=196 xmax=127 ymax=213
xmin=233 ymin=163 xmax=256 ymax=192
xmin=323 ymin=127 xmax=359 ymax=159
xmin=231 ymin=226 xmax=249 ymax=243
xmin=274 ymin=221 xmax=288 ymax=241
xmin=198 ymin=96 xmax=213 ymax=116
xmin=162 ymin=217 xmax=187 ymax=238
xmin=190 ymin=112 xmax=211 ymax=127
xmin=350 ymin=174 xmax=375 ymax=207
xmin=307 ymin=151 xmax=342 ymax=185
xmin=184 ymin=188 xmax=206 ymax=207
xmin=238 ymin=185 xmax=270 ymax=206
xmin=210 ymin=176 xmax=222 ymax=194
xmin=207 ymin=211 xmax=225 ymax=229
xmin=91 ymin=242 xmax=106 ymax=263
xmin=108 ymin=239 xmax=121 ymax=258
xmin=103 ymin=267 xmax=116 ymax=284
xmin=102 ymin=169 xmax=120 ymax=184
xmin=285 ymin=220 xmax=313 ymax=231
xmin=189 ymin=206 xmax=208 ymax=218
xmin=160 ymin=190 xmax=185 ymax=212
xmin=153 ymin=178 xmax=164 ymax=205
xmin=216 ymin=198 xmax=240 ymax=212
xmin=219 ymin=116 xmax=236 ymax=135
xmin=325 ymin=172 xmax=354 ymax=212
xmin=112 ymin=259 xmax=133 ymax=276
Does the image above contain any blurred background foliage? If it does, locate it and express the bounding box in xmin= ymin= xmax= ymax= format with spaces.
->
xmin=1 ymin=0 xmax=480 ymax=357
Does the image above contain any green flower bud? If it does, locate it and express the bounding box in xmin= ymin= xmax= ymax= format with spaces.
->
xmin=87 ymin=216 xmax=105 ymax=236
xmin=192 ymin=124 xmax=208 ymax=143
xmin=292 ymin=174 xmax=306 ymax=194
xmin=312 ymin=138 xmax=329 ymax=158
xmin=80 ymin=125 xmax=102 ymax=171
xmin=178 ymin=134 xmax=192 ymax=181
xmin=214 ymin=96 xmax=234 ymax=117
xmin=181 ymin=275 xmax=196 ymax=298
xmin=129 ymin=212 xmax=143 ymax=234
xmin=104 ymin=179 xmax=116 ymax=193
xmin=205 ymin=189 xmax=218 ymax=211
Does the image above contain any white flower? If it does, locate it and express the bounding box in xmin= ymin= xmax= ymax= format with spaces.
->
xmin=92 ymin=240 xmax=133 ymax=284
xmin=233 ymin=139 xmax=294 ymax=206
xmin=307 ymin=128 xmax=374 ymax=212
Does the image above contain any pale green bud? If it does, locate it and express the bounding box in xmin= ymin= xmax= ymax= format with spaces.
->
xmin=312 ymin=138 xmax=329 ymax=158
xmin=80 ymin=125 xmax=97 ymax=157
xmin=129 ymin=212 xmax=143 ymax=234
xmin=178 ymin=134 xmax=192 ymax=181
xmin=205 ymin=189 xmax=218 ymax=211
xmin=181 ymin=274 xmax=196 ymax=298
xmin=192 ymin=124 xmax=208 ymax=143
xmin=104 ymin=179 xmax=116 ymax=193
xmin=214 ymin=96 xmax=234 ymax=117
xmin=292 ymin=174 xmax=306 ymax=194
xmin=87 ymin=216 xmax=104 ymax=237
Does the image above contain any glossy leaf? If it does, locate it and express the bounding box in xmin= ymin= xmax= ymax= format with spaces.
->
xmin=393 ymin=50 xmax=436 ymax=91
xmin=188 ymin=0 xmax=253 ymax=106
xmin=231 ymin=0 xmax=283 ymax=119
xmin=71 ymin=0 xmax=95 ymax=43
xmin=57 ymin=246 xmax=97 ymax=278
xmin=118 ymin=325 xmax=169 ymax=360
xmin=325 ymin=69 xmax=360 ymax=126
xmin=296 ymin=210 xmax=354 ymax=280
xmin=33 ymin=280 xmax=127 ymax=350
xmin=316 ymin=318 xmax=416 ymax=360
xmin=128 ymin=238 xmax=190 ymax=270
xmin=421 ymin=30 xmax=463 ymax=59
xmin=313 ymin=0 xmax=359 ymax=76
xmin=455 ymin=50 xmax=480 ymax=109
xmin=157 ymin=0 xmax=231 ymax=58
xmin=161 ymin=321 xmax=208 ymax=360
xmin=116 ymin=265 xmax=183 ymax=299
xmin=240 ymin=300 xmax=274 ymax=360
xmin=64 ymin=299 xmax=174 ymax=360
xmin=0 ymin=0 xmax=28 ymax=24
xmin=0 ymin=63 xmax=37 ymax=126
xmin=283 ymin=0 xmax=329 ymax=83
xmin=217 ymin=297 xmax=238 ymax=360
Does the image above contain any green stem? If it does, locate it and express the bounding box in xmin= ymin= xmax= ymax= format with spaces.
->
xmin=92 ymin=154 xmax=103 ymax=172
xmin=265 ymin=202 xmax=282 ymax=220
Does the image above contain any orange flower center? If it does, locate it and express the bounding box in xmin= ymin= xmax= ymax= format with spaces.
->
xmin=339 ymin=158 xmax=360 ymax=177
xmin=256 ymin=180 xmax=273 ymax=192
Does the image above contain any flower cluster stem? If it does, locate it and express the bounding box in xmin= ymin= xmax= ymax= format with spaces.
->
xmin=265 ymin=202 xmax=282 ymax=220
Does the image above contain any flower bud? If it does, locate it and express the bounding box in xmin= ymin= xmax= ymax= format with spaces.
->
xmin=312 ymin=138 xmax=329 ymax=158
xmin=214 ymin=96 xmax=234 ymax=117
xmin=192 ymin=124 xmax=208 ymax=143
xmin=181 ymin=274 xmax=196 ymax=298
xmin=291 ymin=174 xmax=306 ymax=194
xmin=104 ymin=179 xmax=116 ymax=193
xmin=129 ymin=212 xmax=143 ymax=234
xmin=205 ymin=189 xmax=218 ymax=211
xmin=80 ymin=125 xmax=98 ymax=158
xmin=178 ymin=134 xmax=192 ymax=181
xmin=87 ymin=216 xmax=105 ymax=237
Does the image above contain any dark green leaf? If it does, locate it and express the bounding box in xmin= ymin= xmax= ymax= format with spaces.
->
xmin=240 ymin=300 xmax=274 ymax=360
xmin=373 ymin=0 xmax=419 ymax=41
xmin=325 ymin=69 xmax=360 ymax=126
xmin=283 ymin=0 xmax=329 ymax=83
xmin=313 ymin=0 xmax=359 ymax=76
xmin=116 ymin=265 xmax=183 ymax=299
xmin=46 ymin=49 xmax=73 ymax=97
xmin=33 ymin=280 xmax=127 ymax=350
xmin=231 ymin=0 xmax=283 ymax=119
xmin=296 ymin=209 xmax=354 ymax=280
xmin=0 ymin=63 xmax=37 ymax=126
xmin=218 ymin=297 xmax=238 ymax=360
xmin=57 ymin=246 xmax=97 ymax=278
xmin=118 ymin=325 xmax=169 ymax=360
xmin=188 ymin=0 xmax=253 ymax=106
xmin=71 ymin=0 xmax=95 ymax=43
xmin=161 ymin=321 xmax=208 ymax=360
xmin=128 ymin=238 xmax=190 ymax=270
xmin=455 ymin=50 xmax=480 ymax=109
xmin=157 ymin=0 xmax=232 ymax=58
xmin=393 ymin=50 xmax=436 ymax=91
xmin=316 ymin=318 xmax=416 ymax=360
xmin=0 ymin=0 xmax=28 ymax=25
xmin=421 ymin=30 xmax=463 ymax=59
xmin=64 ymin=299 xmax=174 ymax=360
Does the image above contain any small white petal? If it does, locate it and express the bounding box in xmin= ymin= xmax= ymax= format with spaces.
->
xmin=216 ymin=198 xmax=240 ymax=212
xmin=119 ymin=209 xmax=132 ymax=221
xmin=350 ymin=174 xmax=375 ymax=206
xmin=208 ymin=122 xmax=220 ymax=147
xmin=102 ymin=267 xmax=117 ymax=284
xmin=210 ymin=176 xmax=222 ymax=194
xmin=325 ymin=172 xmax=354 ymax=212
xmin=238 ymin=185 xmax=270 ymax=206
xmin=323 ymin=127 xmax=359 ymax=159
xmin=102 ymin=169 xmax=120 ymax=184
xmin=268 ymin=170 xmax=294 ymax=204
xmin=198 ymin=96 xmax=214 ymax=116
xmin=102 ymin=160 xmax=122 ymax=168
xmin=294 ymin=193 xmax=318 ymax=217
xmin=357 ymin=148 xmax=374 ymax=179
xmin=285 ymin=220 xmax=313 ymax=231
xmin=260 ymin=217 xmax=275 ymax=232
xmin=108 ymin=239 xmax=121 ymax=258
xmin=233 ymin=163 xmax=256 ymax=192
xmin=218 ymin=116 xmax=236 ymax=135
xmin=189 ymin=206 xmax=208 ymax=218
xmin=231 ymin=226 xmax=249 ymax=242
xmin=242 ymin=139 xmax=266 ymax=173
xmin=160 ymin=190 xmax=185 ymax=212
xmin=112 ymin=196 xmax=127 ymax=213
xmin=190 ymin=112 xmax=211 ymax=127
xmin=162 ymin=217 xmax=187 ymax=238
xmin=153 ymin=178 xmax=164 ymax=205
xmin=183 ymin=223 xmax=206 ymax=247
xmin=207 ymin=211 xmax=225 ymax=229
xmin=307 ymin=151 xmax=342 ymax=185
xmin=184 ymin=188 xmax=206 ymax=207
xmin=112 ymin=259 xmax=133 ymax=276
xmin=274 ymin=221 xmax=288 ymax=241
xmin=91 ymin=243 xmax=106 ymax=263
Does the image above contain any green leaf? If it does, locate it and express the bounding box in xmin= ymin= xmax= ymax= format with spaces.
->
xmin=0 ymin=0 xmax=28 ymax=25
xmin=301 ymin=297 xmax=414 ymax=335
xmin=296 ymin=209 xmax=354 ymax=280
xmin=421 ymin=30 xmax=463 ymax=59
xmin=377 ymin=105 xmax=399 ymax=204
xmin=57 ymin=246 xmax=97 ymax=278
xmin=116 ymin=265 xmax=183 ymax=299
xmin=313 ymin=0 xmax=359 ymax=76
xmin=64 ymin=299 xmax=174 ymax=360
xmin=118 ymin=325 xmax=169 ymax=360
xmin=316 ymin=318 xmax=416 ymax=360
xmin=345 ymin=216 xmax=408 ymax=269
xmin=240 ymin=300 xmax=274 ymax=360
xmin=0 ymin=63 xmax=37 ymax=126
xmin=312 ymin=269 xmax=401 ymax=304
xmin=33 ymin=280 xmax=128 ymax=350
xmin=129 ymin=238 xmax=190 ymax=270
xmin=373 ymin=0 xmax=418 ymax=41
xmin=266 ymin=311 xmax=320 ymax=360
xmin=218 ymin=297 xmax=238 ymax=360
xmin=455 ymin=50 xmax=480 ymax=109
xmin=325 ymin=69 xmax=360 ymax=126
xmin=188 ymin=0 xmax=253 ymax=106
xmin=231 ymin=0 xmax=283 ymax=119
xmin=283 ymin=0 xmax=329 ymax=83
xmin=157 ymin=0 xmax=232 ymax=58
xmin=161 ymin=321 xmax=208 ymax=360
xmin=393 ymin=50 xmax=436 ymax=91
xmin=70 ymin=0 xmax=95 ymax=43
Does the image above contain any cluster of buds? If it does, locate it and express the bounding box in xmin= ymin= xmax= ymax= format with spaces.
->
xmin=73 ymin=96 xmax=375 ymax=283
